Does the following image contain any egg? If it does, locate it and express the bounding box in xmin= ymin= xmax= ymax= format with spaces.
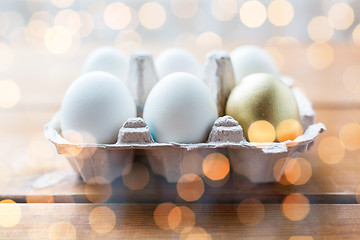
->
xmin=61 ymin=72 xmax=136 ymax=144
xmin=231 ymin=45 xmax=279 ymax=83
xmin=225 ymin=73 xmax=301 ymax=143
xmin=143 ymin=72 xmax=218 ymax=143
xmin=155 ymin=48 xmax=202 ymax=79
xmin=82 ymin=47 xmax=129 ymax=80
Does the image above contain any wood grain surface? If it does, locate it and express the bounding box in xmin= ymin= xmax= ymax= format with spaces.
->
xmin=1 ymin=203 xmax=360 ymax=239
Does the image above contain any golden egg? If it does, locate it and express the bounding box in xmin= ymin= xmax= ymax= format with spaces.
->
xmin=225 ymin=73 xmax=301 ymax=143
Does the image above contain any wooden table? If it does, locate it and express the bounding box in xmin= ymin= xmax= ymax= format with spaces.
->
xmin=1 ymin=44 xmax=360 ymax=239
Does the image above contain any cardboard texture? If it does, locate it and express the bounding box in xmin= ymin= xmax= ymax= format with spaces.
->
xmin=44 ymin=50 xmax=325 ymax=184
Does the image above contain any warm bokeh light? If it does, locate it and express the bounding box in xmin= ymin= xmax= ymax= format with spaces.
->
xmin=180 ymin=227 xmax=212 ymax=240
xmin=353 ymin=24 xmax=360 ymax=46
xmin=180 ymin=152 xmax=203 ymax=176
xmin=85 ymin=176 xmax=112 ymax=203
xmin=282 ymin=193 xmax=310 ymax=221
xmin=54 ymin=9 xmax=81 ymax=36
xmin=248 ymin=120 xmax=276 ymax=143
xmin=284 ymin=158 xmax=312 ymax=185
xmin=0 ymin=79 xmax=21 ymax=109
xmin=196 ymin=32 xmax=222 ymax=59
xmin=289 ymin=237 xmax=314 ymax=240
xmin=26 ymin=189 xmax=54 ymax=204
xmin=237 ymin=198 xmax=265 ymax=226
xmin=307 ymin=16 xmax=334 ymax=42
xmin=276 ymin=119 xmax=303 ymax=143
xmin=115 ymin=30 xmax=142 ymax=54
xmin=264 ymin=47 xmax=285 ymax=70
xmin=122 ymin=162 xmax=150 ymax=190
xmin=44 ymin=26 xmax=72 ymax=54
xmin=154 ymin=202 xmax=181 ymax=230
xmin=318 ymin=136 xmax=345 ymax=165
xmin=267 ymin=0 xmax=294 ymax=27
xmin=104 ymin=2 xmax=131 ymax=30
xmin=51 ymin=0 xmax=74 ymax=8
xmin=0 ymin=199 xmax=21 ymax=228
xmin=169 ymin=206 xmax=195 ymax=233
xmin=273 ymin=158 xmax=291 ymax=185
xmin=177 ymin=173 xmax=205 ymax=202
xmin=26 ymin=19 xmax=49 ymax=44
xmin=89 ymin=206 xmax=116 ymax=234
xmin=139 ymin=2 xmax=166 ymax=30
xmin=202 ymin=153 xmax=230 ymax=181
xmin=239 ymin=0 xmax=267 ymax=28
xmin=0 ymin=42 xmax=14 ymax=72
xmin=171 ymin=0 xmax=198 ymax=19
xmin=342 ymin=65 xmax=360 ymax=94
xmin=306 ymin=42 xmax=334 ymax=69
xmin=327 ymin=3 xmax=354 ymax=30
xmin=49 ymin=222 xmax=76 ymax=240
xmin=78 ymin=11 xmax=94 ymax=38
xmin=339 ymin=123 xmax=360 ymax=151
xmin=211 ymin=0 xmax=238 ymax=22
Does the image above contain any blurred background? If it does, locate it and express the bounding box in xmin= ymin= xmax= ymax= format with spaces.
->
xmin=0 ymin=0 xmax=359 ymax=196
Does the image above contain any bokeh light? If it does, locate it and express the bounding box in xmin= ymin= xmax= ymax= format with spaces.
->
xmin=78 ymin=11 xmax=94 ymax=38
xmin=353 ymin=24 xmax=360 ymax=46
xmin=267 ymin=0 xmax=294 ymax=27
xmin=264 ymin=47 xmax=285 ymax=70
xmin=89 ymin=206 xmax=116 ymax=234
xmin=318 ymin=136 xmax=345 ymax=165
xmin=211 ymin=0 xmax=238 ymax=22
xmin=171 ymin=0 xmax=198 ymax=19
xmin=0 ymin=199 xmax=21 ymax=228
xmin=0 ymin=42 xmax=14 ymax=72
xmin=237 ymin=198 xmax=265 ymax=226
xmin=342 ymin=65 xmax=360 ymax=94
xmin=202 ymin=153 xmax=230 ymax=181
xmin=276 ymin=119 xmax=303 ymax=143
xmin=104 ymin=2 xmax=131 ymax=30
xmin=282 ymin=193 xmax=310 ymax=221
xmin=180 ymin=152 xmax=203 ymax=176
xmin=306 ymin=42 xmax=334 ymax=69
xmin=26 ymin=189 xmax=54 ymax=204
xmin=307 ymin=16 xmax=334 ymax=42
xmin=0 ymin=79 xmax=21 ymax=109
xmin=25 ymin=19 xmax=49 ymax=44
xmin=54 ymin=9 xmax=81 ymax=36
xmin=139 ymin=2 xmax=166 ymax=30
xmin=115 ymin=30 xmax=142 ymax=54
xmin=196 ymin=32 xmax=222 ymax=59
xmin=284 ymin=158 xmax=312 ymax=185
xmin=339 ymin=123 xmax=360 ymax=151
xmin=239 ymin=0 xmax=267 ymax=28
xmin=154 ymin=202 xmax=177 ymax=231
xmin=51 ymin=0 xmax=74 ymax=9
xmin=327 ymin=3 xmax=354 ymax=30
xmin=85 ymin=176 xmax=112 ymax=203
xmin=248 ymin=120 xmax=276 ymax=143
xmin=177 ymin=173 xmax=205 ymax=202
xmin=273 ymin=158 xmax=292 ymax=185
xmin=122 ymin=162 xmax=150 ymax=191
xmin=169 ymin=206 xmax=195 ymax=233
xmin=49 ymin=222 xmax=76 ymax=240
xmin=44 ymin=26 xmax=72 ymax=54
xmin=179 ymin=227 xmax=212 ymax=240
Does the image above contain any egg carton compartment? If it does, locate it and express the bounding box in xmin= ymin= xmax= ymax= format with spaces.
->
xmin=44 ymin=50 xmax=325 ymax=184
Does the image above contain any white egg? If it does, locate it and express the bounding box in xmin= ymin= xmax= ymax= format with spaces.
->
xmin=82 ymin=47 xmax=129 ymax=80
xmin=231 ymin=45 xmax=279 ymax=83
xmin=155 ymin=48 xmax=202 ymax=79
xmin=143 ymin=72 xmax=218 ymax=143
xmin=61 ymin=72 xmax=136 ymax=144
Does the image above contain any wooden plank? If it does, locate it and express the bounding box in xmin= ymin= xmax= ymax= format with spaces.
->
xmin=1 ymin=203 xmax=360 ymax=239
xmin=1 ymin=107 xmax=360 ymax=203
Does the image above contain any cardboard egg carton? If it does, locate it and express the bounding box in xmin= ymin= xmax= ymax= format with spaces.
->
xmin=44 ymin=50 xmax=325 ymax=184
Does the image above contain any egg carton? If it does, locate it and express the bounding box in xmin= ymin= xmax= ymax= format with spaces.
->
xmin=44 ymin=50 xmax=325 ymax=184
